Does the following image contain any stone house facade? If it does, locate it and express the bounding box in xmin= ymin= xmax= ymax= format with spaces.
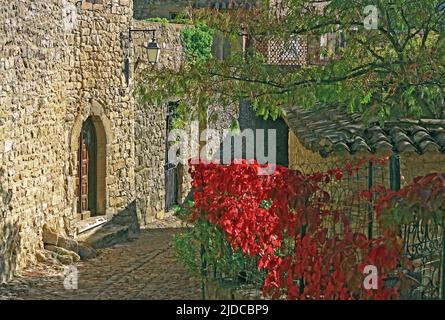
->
xmin=1 ymin=0 xmax=225 ymax=283
xmin=285 ymin=105 xmax=445 ymax=187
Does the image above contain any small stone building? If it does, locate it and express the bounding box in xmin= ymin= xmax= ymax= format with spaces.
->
xmin=1 ymin=0 xmax=237 ymax=283
xmin=285 ymin=105 xmax=445 ymax=188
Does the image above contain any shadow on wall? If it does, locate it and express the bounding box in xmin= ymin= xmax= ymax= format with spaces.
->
xmin=0 ymin=167 xmax=21 ymax=284
xmin=213 ymin=100 xmax=289 ymax=167
xmin=109 ymin=200 xmax=141 ymax=237
xmin=178 ymin=163 xmax=194 ymax=205
xmin=0 ymin=221 xmax=21 ymax=284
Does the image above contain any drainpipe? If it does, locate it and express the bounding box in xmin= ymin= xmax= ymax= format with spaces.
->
xmin=389 ymin=155 xmax=401 ymax=191
xmin=367 ymin=161 xmax=373 ymax=240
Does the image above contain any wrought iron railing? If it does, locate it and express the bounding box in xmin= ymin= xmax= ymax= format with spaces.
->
xmin=401 ymin=218 xmax=445 ymax=299
xmin=199 ymin=160 xmax=445 ymax=300
xmin=200 ymin=230 xmax=267 ymax=299
xmin=296 ymin=159 xmax=445 ymax=300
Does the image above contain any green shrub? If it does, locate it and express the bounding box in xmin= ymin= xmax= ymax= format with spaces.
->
xmin=172 ymin=202 xmax=263 ymax=286
xmin=144 ymin=16 xmax=192 ymax=25
xmin=180 ymin=22 xmax=214 ymax=64
xmin=144 ymin=17 xmax=169 ymax=26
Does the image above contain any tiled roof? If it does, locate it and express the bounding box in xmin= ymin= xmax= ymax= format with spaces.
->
xmin=284 ymin=105 xmax=445 ymax=157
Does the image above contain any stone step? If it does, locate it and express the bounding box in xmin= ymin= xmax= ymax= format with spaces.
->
xmin=42 ymin=224 xmax=98 ymax=261
xmin=82 ymin=224 xmax=130 ymax=249
xmin=77 ymin=216 xmax=108 ymax=235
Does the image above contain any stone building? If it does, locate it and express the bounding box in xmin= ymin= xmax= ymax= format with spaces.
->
xmin=282 ymin=105 xmax=445 ymax=240
xmin=285 ymin=105 xmax=445 ymax=187
xmin=0 ymin=0 xmax=223 ymax=283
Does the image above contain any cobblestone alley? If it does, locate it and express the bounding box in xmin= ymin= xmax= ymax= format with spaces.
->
xmin=0 ymin=222 xmax=201 ymax=300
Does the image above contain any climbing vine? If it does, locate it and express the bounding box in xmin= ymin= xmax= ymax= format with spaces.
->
xmin=174 ymin=159 xmax=414 ymax=300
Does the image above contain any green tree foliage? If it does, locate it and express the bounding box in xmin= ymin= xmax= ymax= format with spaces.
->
xmin=138 ymin=0 xmax=445 ymax=124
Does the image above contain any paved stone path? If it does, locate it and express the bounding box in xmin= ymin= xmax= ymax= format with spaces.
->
xmin=0 ymin=225 xmax=202 ymax=300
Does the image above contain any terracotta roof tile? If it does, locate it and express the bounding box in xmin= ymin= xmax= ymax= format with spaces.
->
xmin=284 ymin=105 xmax=445 ymax=156
xmin=433 ymin=132 xmax=445 ymax=148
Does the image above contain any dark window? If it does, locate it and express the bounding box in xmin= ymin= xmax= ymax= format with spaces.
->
xmin=165 ymin=102 xmax=180 ymax=211
xmin=212 ymin=32 xmax=243 ymax=61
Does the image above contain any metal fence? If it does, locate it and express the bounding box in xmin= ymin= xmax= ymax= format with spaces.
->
xmin=200 ymin=229 xmax=266 ymax=299
xmin=297 ymin=158 xmax=445 ymax=300
xmin=200 ymin=157 xmax=445 ymax=299
xmin=296 ymin=159 xmax=390 ymax=239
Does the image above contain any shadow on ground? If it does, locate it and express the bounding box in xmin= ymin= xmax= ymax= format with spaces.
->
xmin=0 ymin=228 xmax=201 ymax=300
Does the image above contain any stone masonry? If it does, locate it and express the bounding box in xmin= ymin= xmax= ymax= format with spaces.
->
xmin=1 ymin=0 xmax=238 ymax=284
xmin=0 ymin=0 xmax=197 ymax=283
xmin=0 ymin=0 xmax=137 ymax=283
xmin=132 ymin=21 xmax=189 ymax=224
xmin=133 ymin=0 xmax=258 ymax=20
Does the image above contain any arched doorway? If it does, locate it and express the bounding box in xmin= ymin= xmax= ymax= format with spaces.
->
xmin=76 ymin=116 xmax=107 ymax=219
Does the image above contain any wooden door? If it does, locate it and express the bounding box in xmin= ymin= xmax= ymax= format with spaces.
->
xmin=77 ymin=118 xmax=97 ymax=216
xmin=79 ymin=136 xmax=89 ymax=212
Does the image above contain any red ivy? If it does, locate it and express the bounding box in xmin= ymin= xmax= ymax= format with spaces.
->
xmin=190 ymin=158 xmax=408 ymax=300
xmin=374 ymin=172 xmax=445 ymax=221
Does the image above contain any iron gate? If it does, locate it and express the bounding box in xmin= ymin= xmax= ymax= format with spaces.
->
xmin=390 ymin=156 xmax=445 ymax=299
xmin=401 ymin=217 xmax=445 ymax=299
xmin=293 ymin=156 xmax=445 ymax=299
